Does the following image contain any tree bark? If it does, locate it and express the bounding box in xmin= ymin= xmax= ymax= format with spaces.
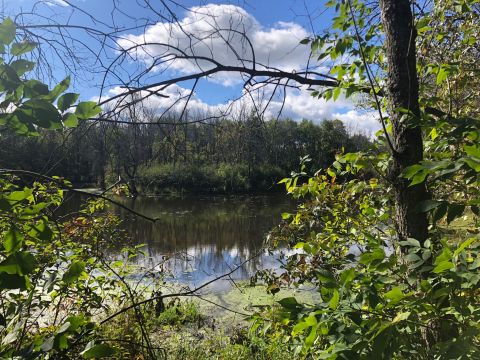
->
xmin=380 ymin=0 xmax=429 ymax=244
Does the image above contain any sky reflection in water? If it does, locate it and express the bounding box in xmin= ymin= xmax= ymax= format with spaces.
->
xmin=66 ymin=194 xmax=296 ymax=291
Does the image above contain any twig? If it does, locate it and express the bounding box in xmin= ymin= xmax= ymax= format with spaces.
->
xmin=100 ymin=252 xmax=261 ymax=325
xmin=0 ymin=169 xmax=160 ymax=223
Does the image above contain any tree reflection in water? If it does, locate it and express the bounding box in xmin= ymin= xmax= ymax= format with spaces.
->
xmin=64 ymin=194 xmax=295 ymax=291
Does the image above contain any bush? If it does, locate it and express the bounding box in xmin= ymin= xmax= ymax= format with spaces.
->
xmin=136 ymin=162 xmax=286 ymax=195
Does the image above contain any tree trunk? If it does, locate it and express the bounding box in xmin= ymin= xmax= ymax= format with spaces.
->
xmin=380 ymin=0 xmax=429 ymax=244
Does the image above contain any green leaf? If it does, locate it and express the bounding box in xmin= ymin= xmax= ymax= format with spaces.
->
xmin=55 ymin=333 xmax=69 ymax=350
xmin=339 ymin=268 xmax=355 ymax=288
xmin=327 ymin=168 xmax=336 ymax=178
xmin=278 ymin=297 xmax=300 ymax=310
xmin=329 ymin=288 xmax=340 ymax=310
xmin=62 ymin=261 xmax=86 ymax=284
xmin=24 ymin=79 xmax=49 ymax=97
xmin=11 ymin=41 xmax=38 ymax=56
xmin=10 ymin=59 xmax=35 ymax=76
xmin=304 ymin=324 xmax=318 ymax=349
xmin=384 ymin=287 xmax=405 ymax=303
xmin=403 ymin=164 xmax=423 ymax=179
xmin=416 ymin=18 xmax=430 ymax=31
xmin=333 ymin=87 xmax=341 ymax=101
xmin=41 ymin=336 xmax=55 ymax=352
xmin=17 ymin=99 xmax=62 ymax=130
xmin=6 ymin=188 xmax=33 ymax=202
xmin=415 ymin=200 xmax=443 ymax=213
xmin=359 ymin=248 xmax=385 ymax=265
xmin=82 ymin=344 xmax=117 ymax=359
xmin=405 ymin=253 xmax=421 ymax=262
xmin=63 ymin=113 xmax=79 ymax=128
xmin=464 ymin=144 xmax=480 ymax=159
xmin=436 ymin=67 xmax=448 ymax=84
xmin=317 ymin=269 xmax=336 ymax=285
xmin=0 ymin=252 xmax=36 ymax=275
xmin=44 ymin=76 xmax=71 ymax=101
xmin=292 ymin=320 xmax=310 ymax=335
xmin=57 ymin=93 xmax=79 ymax=112
xmin=0 ymin=63 xmax=21 ymax=89
xmin=4 ymin=227 xmax=23 ymax=254
xmin=65 ymin=315 xmax=88 ymax=332
xmin=75 ymin=101 xmax=101 ymax=119
xmin=0 ymin=18 xmax=16 ymax=45
xmin=405 ymin=238 xmax=421 ymax=248
xmin=433 ymin=261 xmax=454 ymax=274
xmin=57 ymin=321 xmax=72 ymax=334
xmin=454 ymin=238 xmax=476 ymax=257
xmin=464 ymin=158 xmax=480 ymax=172
xmin=28 ymin=220 xmax=53 ymax=241
xmin=392 ymin=311 xmax=411 ymax=324
xmin=434 ymin=248 xmax=452 ymax=265
xmin=410 ymin=169 xmax=428 ymax=186
xmin=0 ymin=273 xmax=28 ymax=290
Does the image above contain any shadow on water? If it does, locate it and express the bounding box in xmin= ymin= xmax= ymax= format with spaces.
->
xmin=63 ymin=193 xmax=296 ymax=291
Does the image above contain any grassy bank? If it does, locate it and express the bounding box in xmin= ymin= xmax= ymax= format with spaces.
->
xmin=100 ymin=282 xmax=318 ymax=359
xmin=136 ymin=163 xmax=286 ymax=195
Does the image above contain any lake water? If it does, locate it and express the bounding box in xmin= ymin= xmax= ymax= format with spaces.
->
xmin=64 ymin=193 xmax=296 ymax=291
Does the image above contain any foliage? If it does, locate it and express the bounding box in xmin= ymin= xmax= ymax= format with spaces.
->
xmin=255 ymin=161 xmax=479 ymax=358
xmin=1 ymin=117 xmax=370 ymax=192
xmin=0 ymin=18 xmax=148 ymax=358
xmin=137 ymin=162 xmax=284 ymax=194
xmin=1 ymin=0 xmax=479 ymax=357
xmin=154 ymin=300 xmax=204 ymax=326
xmin=0 ymin=174 xmax=133 ymax=357
xmin=249 ymin=0 xmax=480 ymax=358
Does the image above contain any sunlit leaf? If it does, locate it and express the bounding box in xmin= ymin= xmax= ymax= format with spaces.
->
xmin=0 ymin=18 xmax=15 ymax=45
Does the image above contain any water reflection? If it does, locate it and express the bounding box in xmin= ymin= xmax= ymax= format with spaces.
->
xmin=65 ymin=194 xmax=295 ymax=290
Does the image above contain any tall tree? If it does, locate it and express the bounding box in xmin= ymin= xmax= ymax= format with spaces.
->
xmin=380 ymin=0 xmax=429 ymax=243
xmin=9 ymin=0 xmax=455 ymax=239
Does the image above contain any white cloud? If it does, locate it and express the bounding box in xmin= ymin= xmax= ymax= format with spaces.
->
xmin=117 ymin=4 xmax=312 ymax=86
xmin=98 ymin=83 xmax=380 ymax=134
xmin=112 ymin=4 xmax=380 ymax=134
xmin=333 ymin=110 xmax=380 ymax=136
xmin=98 ymin=84 xmax=221 ymax=120
xmin=43 ymin=0 xmax=69 ymax=6
xmin=253 ymin=86 xmax=380 ymax=135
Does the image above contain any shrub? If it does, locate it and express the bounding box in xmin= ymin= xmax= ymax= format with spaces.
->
xmin=137 ymin=162 xmax=285 ymax=194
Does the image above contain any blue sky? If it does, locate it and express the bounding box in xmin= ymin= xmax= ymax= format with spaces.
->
xmin=7 ymin=0 xmax=379 ymax=133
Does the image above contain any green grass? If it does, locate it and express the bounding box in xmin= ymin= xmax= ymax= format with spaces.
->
xmin=98 ymin=282 xmax=314 ymax=359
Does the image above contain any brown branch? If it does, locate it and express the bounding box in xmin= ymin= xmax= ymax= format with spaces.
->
xmin=0 ymin=169 xmax=160 ymax=223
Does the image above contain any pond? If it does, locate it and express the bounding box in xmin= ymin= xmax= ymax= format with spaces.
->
xmin=63 ymin=193 xmax=296 ymax=291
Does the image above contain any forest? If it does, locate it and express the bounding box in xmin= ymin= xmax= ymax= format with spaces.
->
xmin=0 ymin=0 xmax=479 ymax=359
xmin=0 ymin=117 xmax=370 ymax=194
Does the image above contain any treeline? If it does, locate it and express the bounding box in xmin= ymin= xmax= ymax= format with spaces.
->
xmin=0 ymin=117 xmax=371 ymax=194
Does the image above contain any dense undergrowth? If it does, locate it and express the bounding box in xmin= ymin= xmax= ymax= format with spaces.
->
xmin=1 ymin=0 xmax=480 ymax=358
xmin=100 ymin=299 xmax=289 ymax=360
xmin=136 ymin=163 xmax=285 ymax=195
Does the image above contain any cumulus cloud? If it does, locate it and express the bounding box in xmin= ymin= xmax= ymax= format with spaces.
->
xmin=117 ymin=4 xmax=311 ymax=86
xmin=112 ymin=4 xmax=379 ymax=133
xmin=254 ymin=86 xmax=380 ymax=135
